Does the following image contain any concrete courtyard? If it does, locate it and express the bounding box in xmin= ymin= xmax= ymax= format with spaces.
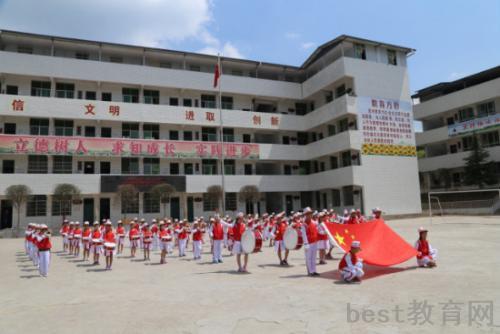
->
xmin=1 ymin=216 xmax=499 ymax=334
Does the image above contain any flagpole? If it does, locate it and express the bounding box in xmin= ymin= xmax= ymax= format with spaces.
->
xmin=217 ymin=54 xmax=226 ymax=215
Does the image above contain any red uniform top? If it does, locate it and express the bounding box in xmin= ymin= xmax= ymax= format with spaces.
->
xmin=159 ymin=229 xmax=171 ymax=240
xmin=68 ymin=227 xmax=74 ymax=238
xmin=345 ymin=217 xmax=360 ymax=225
xmin=212 ymin=222 xmax=224 ymax=240
xmin=304 ymin=220 xmax=318 ymax=243
xmin=193 ymin=228 xmax=204 ymax=241
xmin=339 ymin=251 xmax=359 ymax=270
xmin=116 ymin=226 xmax=125 ymax=236
xmin=151 ymin=224 xmax=159 ymax=234
xmin=104 ymin=230 xmax=116 ymax=243
xmin=143 ymin=230 xmax=153 ymax=242
xmin=415 ymin=239 xmax=430 ymax=259
xmin=233 ymin=221 xmax=246 ymax=242
xmin=60 ymin=225 xmax=69 ymax=235
xmin=318 ymin=222 xmax=328 ymax=241
xmin=37 ymin=234 xmax=52 ymax=250
xmin=73 ymin=227 xmax=82 ymax=237
xmin=91 ymin=230 xmax=101 ymax=239
xmin=274 ymin=221 xmax=287 ymax=241
xmin=178 ymin=228 xmax=189 ymax=240
xmin=129 ymin=227 xmax=139 ymax=240
xmin=33 ymin=232 xmax=41 ymax=248
xmin=82 ymin=228 xmax=92 ymax=240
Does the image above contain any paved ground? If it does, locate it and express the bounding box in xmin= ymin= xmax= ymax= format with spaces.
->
xmin=1 ymin=216 xmax=500 ymax=334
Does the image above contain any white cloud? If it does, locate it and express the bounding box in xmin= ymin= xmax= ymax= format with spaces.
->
xmin=448 ymin=71 xmax=467 ymax=81
xmin=198 ymin=42 xmax=243 ymax=58
xmin=0 ymin=0 xmax=243 ymax=56
xmin=301 ymin=42 xmax=315 ymax=49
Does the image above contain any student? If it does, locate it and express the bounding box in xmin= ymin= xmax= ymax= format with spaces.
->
xmin=415 ymin=227 xmax=437 ymax=268
xmin=36 ymin=224 xmax=52 ymax=278
xmin=339 ymin=241 xmax=364 ymax=283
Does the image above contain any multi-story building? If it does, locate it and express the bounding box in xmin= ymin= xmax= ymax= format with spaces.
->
xmin=414 ymin=66 xmax=500 ymax=201
xmin=0 ymin=29 xmax=421 ymax=229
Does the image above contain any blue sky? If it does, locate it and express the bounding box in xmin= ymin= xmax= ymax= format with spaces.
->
xmin=0 ymin=0 xmax=499 ymax=93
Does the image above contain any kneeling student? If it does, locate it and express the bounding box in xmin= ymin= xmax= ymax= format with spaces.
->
xmin=339 ymin=241 xmax=364 ymax=283
xmin=415 ymin=227 xmax=437 ymax=268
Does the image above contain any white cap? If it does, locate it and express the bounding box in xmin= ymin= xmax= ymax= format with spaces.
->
xmin=105 ymin=221 xmax=112 ymax=226
xmin=75 ymin=221 xmax=80 ymax=225
xmin=418 ymin=227 xmax=428 ymax=233
xmin=303 ymin=207 xmax=313 ymax=214
xmin=237 ymin=212 xmax=244 ymax=218
xmin=40 ymin=224 xmax=48 ymax=229
xmin=351 ymin=241 xmax=361 ymax=249
xmin=93 ymin=221 xmax=99 ymax=226
xmin=372 ymin=207 xmax=382 ymax=213
xmin=83 ymin=221 xmax=89 ymax=225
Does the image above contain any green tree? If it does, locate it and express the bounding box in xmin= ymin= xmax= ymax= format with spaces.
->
xmin=151 ymin=183 xmax=176 ymax=217
xmin=115 ymin=184 xmax=139 ymax=220
xmin=463 ymin=134 xmax=498 ymax=188
xmin=53 ymin=183 xmax=81 ymax=221
xmin=5 ymin=185 xmax=32 ymax=237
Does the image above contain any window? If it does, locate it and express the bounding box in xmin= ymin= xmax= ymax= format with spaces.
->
xmin=51 ymin=198 xmax=71 ymax=216
xmin=143 ymin=90 xmax=159 ymax=104
xmin=477 ymin=101 xmax=496 ymax=118
xmin=449 ymin=144 xmax=458 ymax=154
xmin=4 ymin=123 xmax=16 ymax=134
xmin=243 ymin=134 xmax=251 ymax=143
xmin=201 ymin=94 xmax=216 ymax=108
xmin=31 ymin=81 xmax=51 ymax=97
xmin=225 ymin=193 xmax=237 ymax=211
xmin=458 ymin=107 xmax=474 ymax=122
xmin=189 ymin=65 xmax=201 ymax=72
xmin=244 ymin=164 xmax=252 ymax=175
xmin=100 ymin=161 xmax=111 ymax=174
xmin=354 ymin=43 xmax=366 ymax=60
xmin=160 ymin=62 xmax=172 ymax=68
xmin=203 ymin=193 xmax=218 ymax=211
xmin=2 ymin=160 xmax=14 ymax=174
xmin=169 ymin=97 xmax=179 ymax=106
xmin=183 ymin=131 xmax=193 ymax=141
xmin=202 ymin=127 xmax=217 ymax=141
xmin=53 ymin=156 xmax=72 ymax=174
xmin=387 ymin=49 xmax=397 ymax=65
xmin=28 ymin=155 xmax=48 ymax=173
xmin=231 ymin=69 xmax=243 ymax=76
xmin=320 ymin=162 xmax=326 ymax=172
xmin=284 ymin=165 xmax=292 ymax=175
xmin=101 ymin=92 xmax=112 ymax=101
xmin=183 ymin=98 xmax=192 ymax=107
xmin=342 ymin=186 xmax=354 ymax=206
xmin=121 ymin=193 xmax=139 ymax=214
xmin=221 ymin=96 xmax=233 ymax=110
xmin=75 ymin=52 xmax=89 ymax=60
xmin=143 ymin=158 xmax=160 ymax=174
xmin=143 ymin=193 xmax=160 ymax=213
xmin=170 ymin=163 xmax=179 ymax=175
xmin=331 ymin=189 xmax=341 ymax=207
xmin=122 ymin=123 xmax=139 ymax=138
xmin=84 ymin=126 xmax=96 ymax=137
xmin=338 ymin=118 xmax=349 ymax=132
xmin=223 ymin=128 xmax=234 ymax=142
xmin=110 ymin=56 xmax=123 ymax=63
xmin=55 ymin=83 xmax=75 ymax=99
xmin=202 ymin=159 xmax=217 ymax=175
xmin=54 ymin=120 xmax=73 ymax=136
xmin=85 ymin=91 xmax=96 ymax=100
xmin=184 ymin=163 xmax=193 ymax=175
xmin=335 ymin=84 xmax=346 ymax=98
xmin=282 ymin=136 xmax=290 ymax=145
xmin=481 ymin=131 xmax=500 ymax=147
xmin=27 ymin=195 xmax=47 ymax=217
xmin=122 ymin=88 xmax=139 ymax=103
xmin=101 ymin=127 xmax=112 ymax=138
xmin=143 ymin=124 xmax=159 ymax=139
xmin=121 ymin=158 xmax=139 ymax=174
xmin=30 ymin=118 xmax=49 ymax=135
xmin=17 ymin=46 xmax=33 ymax=54
xmin=169 ymin=130 xmax=179 ymax=140
xmin=330 ymin=156 xmax=338 ymax=169
xmin=462 ymin=136 xmax=474 ymax=151
xmin=6 ymin=85 xmax=18 ymax=95
xmin=224 ymin=160 xmax=235 ymax=175
xmin=341 ymin=151 xmax=352 ymax=167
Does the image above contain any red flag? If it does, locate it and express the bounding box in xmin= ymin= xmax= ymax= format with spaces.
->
xmin=213 ymin=63 xmax=220 ymax=88
xmin=323 ymin=220 xmax=417 ymax=267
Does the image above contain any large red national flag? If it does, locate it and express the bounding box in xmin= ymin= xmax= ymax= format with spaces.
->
xmin=323 ymin=220 xmax=417 ymax=267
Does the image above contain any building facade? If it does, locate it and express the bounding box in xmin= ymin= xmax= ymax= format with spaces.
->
xmin=0 ymin=30 xmax=421 ymax=229
xmin=414 ymin=66 xmax=500 ymax=203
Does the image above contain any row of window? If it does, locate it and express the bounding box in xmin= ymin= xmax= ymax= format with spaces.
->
xmin=449 ymin=130 xmax=500 ymax=153
xmin=452 ymin=101 xmax=496 ymax=123
xmin=354 ymin=43 xmax=398 ymax=66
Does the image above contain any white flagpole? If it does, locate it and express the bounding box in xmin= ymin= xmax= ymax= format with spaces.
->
xmin=217 ymin=54 xmax=226 ymax=215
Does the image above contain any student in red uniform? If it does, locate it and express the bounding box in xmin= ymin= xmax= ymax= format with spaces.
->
xmin=31 ymin=224 xmax=40 ymax=267
xmin=90 ymin=222 xmax=103 ymax=265
xmin=142 ymin=223 xmax=153 ymax=261
xmin=300 ymin=207 xmax=319 ymax=276
xmin=345 ymin=210 xmax=360 ymax=224
xmin=415 ymin=227 xmax=437 ymax=268
xmin=116 ymin=220 xmax=126 ymax=255
xmin=176 ymin=221 xmax=190 ymax=257
xmin=339 ymin=240 xmax=364 ymax=283
xmin=81 ymin=221 xmax=92 ymax=261
xmin=59 ymin=220 xmax=70 ymax=252
xmin=355 ymin=209 xmax=366 ymax=223
xmin=129 ymin=223 xmax=140 ymax=258
xmin=68 ymin=222 xmax=75 ymax=255
xmin=371 ymin=207 xmax=384 ymax=223
xmin=317 ymin=213 xmax=330 ymax=265
xmin=232 ymin=213 xmax=249 ymax=273
xmin=36 ymin=224 xmax=52 ymax=277
xmin=210 ymin=216 xmax=227 ymax=263
xmin=72 ymin=222 xmax=82 ymax=257
xmin=271 ymin=212 xmax=289 ymax=266
xmin=151 ymin=219 xmax=159 ymax=251
xmin=158 ymin=221 xmax=171 ymax=264
xmin=103 ymin=221 xmax=116 ymax=270
xmin=191 ymin=221 xmax=204 ymax=260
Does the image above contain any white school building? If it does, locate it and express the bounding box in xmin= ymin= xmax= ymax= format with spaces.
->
xmin=0 ymin=29 xmax=421 ymax=229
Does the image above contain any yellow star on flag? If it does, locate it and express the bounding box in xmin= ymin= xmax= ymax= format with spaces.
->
xmin=334 ymin=232 xmax=345 ymax=246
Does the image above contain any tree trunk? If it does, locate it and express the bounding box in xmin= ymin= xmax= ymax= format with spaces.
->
xmin=16 ymin=206 xmax=20 ymax=238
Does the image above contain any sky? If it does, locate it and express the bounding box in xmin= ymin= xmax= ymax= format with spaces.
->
xmin=0 ymin=0 xmax=499 ymax=93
